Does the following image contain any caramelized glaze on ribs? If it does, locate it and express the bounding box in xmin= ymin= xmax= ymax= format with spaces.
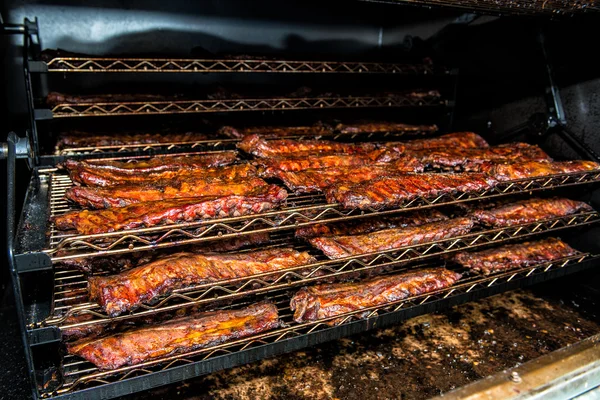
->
xmin=309 ymin=217 xmax=474 ymax=259
xmin=89 ymin=248 xmax=316 ymax=316
xmin=255 ymin=154 xmax=382 ymax=177
xmin=275 ymin=162 xmax=424 ymax=193
xmin=54 ymin=184 xmax=288 ymax=234
xmin=238 ymin=134 xmax=376 ymax=158
xmin=68 ymin=302 xmax=280 ymax=370
xmin=471 ymin=197 xmax=593 ymax=227
xmin=488 ymin=160 xmax=600 ymax=181
xmin=290 ymin=268 xmax=461 ymax=323
xmin=295 ymin=209 xmax=448 ymax=238
xmin=65 ymin=177 xmax=271 ymax=209
xmin=56 ymin=131 xmax=209 ymax=150
xmin=383 ymin=132 xmax=489 ymax=154
xmin=326 ymin=173 xmax=497 ymax=210
xmin=219 ymin=124 xmax=331 ymax=139
xmin=67 ymin=163 xmax=257 ymax=187
xmin=335 ymin=122 xmax=438 ymax=135
xmin=57 ymin=232 xmax=271 ymax=273
xmin=450 ymin=238 xmax=579 ymax=275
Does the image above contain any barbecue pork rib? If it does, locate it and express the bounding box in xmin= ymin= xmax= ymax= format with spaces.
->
xmin=325 ymin=173 xmax=497 ymax=210
xmin=89 ymin=248 xmax=316 ymax=317
xmin=46 ymin=91 xmax=176 ymax=106
xmin=67 ymin=163 xmax=257 ymax=187
xmin=65 ymin=177 xmax=271 ymax=209
xmin=450 ymin=238 xmax=579 ymax=275
xmin=291 ymin=268 xmax=461 ymax=323
xmin=275 ymin=162 xmax=425 ymax=193
xmin=56 ymin=232 xmax=271 ymax=273
xmin=376 ymin=142 xmax=552 ymax=167
xmin=470 ymin=197 xmax=593 ymax=227
xmin=295 ymin=209 xmax=448 ymax=238
xmin=56 ymin=131 xmax=209 ymax=150
xmin=309 ymin=217 xmax=474 ymax=259
xmin=62 ymin=152 xmax=237 ymax=176
xmin=53 ymin=184 xmax=288 ymax=234
xmin=219 ymin=124 xmax=331 ymax=139
xmin=255 ymin=153 xmax=384 ymax=177
xmin=487 ymin=160 xmax=600 ymax=181
xmin=334 ymin=121 xmax=438 ymax=135
xmin=68 ymin=302 xmax=280 ymax=370
xmin=382 ymin=132 xmax=489 ymax=154
xmin=238 ymin=134 xmax=377 ymax=158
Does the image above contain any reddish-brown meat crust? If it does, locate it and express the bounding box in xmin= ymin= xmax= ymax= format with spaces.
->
xmin=290 ymin=268 xmax=461 ymax=323
xmin=67 ymin=302 xmax=280 ymax=370
xmin=450 ymin=238 xmax=579 ymax=275
xmin=295 ymin=209 xmax=448 ymax=238
xmin=275 ymin=162 xmax=424 ymax=193
xmin=382 ymin=132 xmax=489 ymax=154
xmin=309 ymin=217 xmax=474 ymax=259
xmin=56 ymin=131 xmax=209 ymax=150
xmin=325 ymin=173 xmax=497 ymax=210
xmin=66 ymin=163 xmax=257 ymax=187
xmin=53 ymin=184 xmax=288 ymax=234
xmin=56 ymin=232 xmax=271 ymax=273
xmin=470 ymin=197 xmax=593 ymax=227
xmin=219 ymin=124 xmax=331 ymax=139
xmin=487 ymin=160 xmax=600 ymax=181
xmin=46 ymin=92 xmax=177 ymax=106
xmin=255 ymin=153 xmax=383 ymax=177
xmin=65 ymin=177 xmax=270 ymax=209
xmin=89 ymin=248 xmax=316 ymax=316
xmin=238 ymin=134 xmax=377 ymax=158
xmin=334 ymin=122 xmax=438 ymax=135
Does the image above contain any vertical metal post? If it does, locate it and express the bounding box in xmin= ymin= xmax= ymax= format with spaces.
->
xmin=6 ymin=132 xmax=39 ymax=399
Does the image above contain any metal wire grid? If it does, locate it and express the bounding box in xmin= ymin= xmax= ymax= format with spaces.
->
xmin=43 ymin=253 xmax=596 ymax=397
xmin=40 ymin=210 xmax=600 ymax=332
xmin=44 ymin=168 xmax=600 ymax=260
xmin=43 ymin=58 xmax=444 ymax=74
xmin=361 ymin=0 xmax=599 ymax=15
xmin=48 ymin=95 xmax=447 ymax=118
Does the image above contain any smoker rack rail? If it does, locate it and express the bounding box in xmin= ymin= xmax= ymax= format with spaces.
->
xmin=42 ymin=253 xmax=599 ymax=398
xmin=41 ymin=95 xmax=447 ymax=118
xmin=359 ymin=0 xmax=599 ymax=16
xmin=54 ymin=127 xmax=438 ymax=156
xmin=37 ymin=57 xmax=446 ymax=74
xmin=43 ymin=168 xmax=600 ymax=260
xmin=39 ymin=210 xmax=600 ymax=331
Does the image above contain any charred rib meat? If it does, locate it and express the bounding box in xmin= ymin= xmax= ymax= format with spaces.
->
xmin=382 ymin=132 xmax=489 ymax=154
xmin=325 ymin=173 xmax=497 ymax=210
xmin=470 ymin=197 xmax=593 ymax=227
xmin=334 ymin=121 xmax=438 ymax=135
xmin=487 ymin=160 xmax=600 ymax=181
xmin=309 ymin=217 xmax=474 ymax=259
xmin=65 ymin=177 xmax=271 ymax=209
xmin=295 ymin=209 xmax=448 ymax=238
xmin=255 ymin=154 xmax=383 ymax=177
xmin=450 ymin=238 xmax=579 ymax=275
xmin=56 ymin=131 xmax=209 ymax=150
xmin=68 ymin=302 xmax=280 ymax=370
xmin=54 ymin=184 xmax=288 ymax=234
xmin=291 ymin=268 xmax=461 ymax=323
xmin=89 ymin=248 xmax=315 ymax=316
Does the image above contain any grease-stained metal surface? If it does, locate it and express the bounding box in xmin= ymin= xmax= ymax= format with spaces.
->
xmin=121 ymin=288 xmax=600 ymax=400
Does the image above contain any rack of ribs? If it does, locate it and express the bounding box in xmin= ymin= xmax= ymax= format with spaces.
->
xmin=274 ymin=162 xmax=425 ymax=193
xmin=486 ymin=160 xmax=600 ymax=181
xmin=66 ymin=162 xmax=256 ymax=187
xmin=334 ymin=121 xmax=438 ymax=135
xmin=470 ymin=197 xmax=593 ymax=227
xmin=53 ymin=184 xmax=288 ymax=234
xmin=295 ymin=209 xmax=448 ymax=238
xmin=381 ymin=132 xmax=489 ymax=154
xmin=56 ymin=131 xmax=210 ymax=150
xmin=46 ymin=91 xmax=179 ymax=106
xmin=219 ymin=124 xmax=331 ymax=139
xmin=376 ymin=143 xmax=552 ymax=167
xmin=56 ymin=232 xmax=271 ymax=273
xmin=291 ymin=268 xmax=461 ymax=323
xmin=325 ymin=173 xmax=497 ymax=209
xmin=67 ymin=302 xmax=280 ymax=370
xmin=65 ymin=177 xmax=271 ymax=209
xmin=308 ymin=217 xmax=474 ymax=259
xmin=238 ymin=134 xmax=377 ymax=158
xmin=89 ymin=248 xmax=316 ymax=316
xmin=255 ymin=153 xmax=385 ymax=177
xmin=450 ymin=238 xmax=580 ymax=275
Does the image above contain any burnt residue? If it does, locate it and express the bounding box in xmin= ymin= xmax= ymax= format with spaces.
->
xmin=119 ymin=289 xmax=600 ymax=400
